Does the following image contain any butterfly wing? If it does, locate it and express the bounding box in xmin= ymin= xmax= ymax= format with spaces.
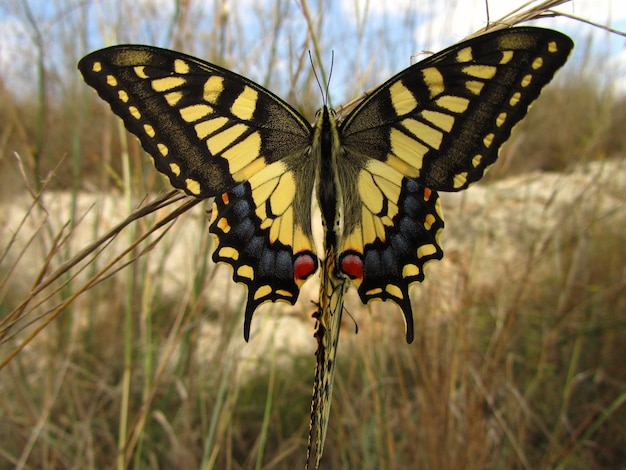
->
xmin=78 ymin=46 xmax=319 ymax=338
xmin=337 ymin=27 xmax=573 ymax=341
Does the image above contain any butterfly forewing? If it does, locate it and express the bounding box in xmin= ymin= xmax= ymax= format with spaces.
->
xmin=341 ymin=28 xmax=573 ymax=191
xmin=78 ymin=46 xmax=313 ymax=196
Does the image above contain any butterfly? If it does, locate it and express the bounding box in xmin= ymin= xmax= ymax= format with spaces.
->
xmin=79 ymin=26 xmax=572 ymax=468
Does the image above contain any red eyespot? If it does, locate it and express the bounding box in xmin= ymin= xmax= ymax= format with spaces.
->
xmin=294 ymin=252 xmax=317 ymax=280
xmin=340 ymin=252 xmax=363 ymax=279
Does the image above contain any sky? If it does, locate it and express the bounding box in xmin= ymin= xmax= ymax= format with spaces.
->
xmin=0 ymin=0 xmax=625 ymax=102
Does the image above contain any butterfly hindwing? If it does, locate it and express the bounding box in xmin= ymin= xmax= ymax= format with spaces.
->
xmin=337 ymin=170 xmax=444 ymax=342
xmin=210 ymin=176 xmax=318 ymax=340
xmin=336 ymin=28 xmax=572 ymax=340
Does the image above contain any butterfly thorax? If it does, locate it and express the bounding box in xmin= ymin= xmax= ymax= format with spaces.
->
xmin=313 ymin=106 xmax=343 ymax=254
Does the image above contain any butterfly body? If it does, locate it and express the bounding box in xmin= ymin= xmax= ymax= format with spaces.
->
xmin=79 ymin=27 xmax=572 ymax=468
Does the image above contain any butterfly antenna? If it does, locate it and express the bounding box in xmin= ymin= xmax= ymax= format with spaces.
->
xmin=309 ymin=51 xmax=325 ymax=106
xmin=326 ymin=51 xmax=334 ymax=108
xmin=309 ymin=50 xmax=334 ymax=108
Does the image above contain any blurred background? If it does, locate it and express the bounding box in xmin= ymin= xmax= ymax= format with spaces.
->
xmin=0 ymin=1 xmax=625 ymax=469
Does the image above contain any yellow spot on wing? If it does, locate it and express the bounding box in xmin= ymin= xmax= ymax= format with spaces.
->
xmin=424 ymin=213 xmax=436 ymax=230
xmin=465 ymin=80 xmax=484 ymax=95
xmin=435 ymin=95 xmax=469 ymax=113
xmin=134 ymin=66 xmax=148 ymax=78
xmin=197 ymin=117 xmax=228 ymax=140
xmin=402 ymin=118 xmax=443 ymax=149
xmin=462 ymin=65 xmax=497 ymax=79
xmin=532 ymin=57 xmax=543 ymax=70
xmin=222 ymin=131 xmax=262 ymax=173
xmin=509 ymin=92 xmax=521 ymax=107
xmin=237 ymin=265 xmax=254 ymax=280
xmin=180 ymin=104 xmax=213 ymax=122
xmin=270 ymin=206 xmax=294 ymax=244
xmin=385 ymin=284 xmax=403 ymax=299
xmin=174 ymin=59 xmax=190 ymax=74
xmin=118 ymin=90 xmax=129 ymax=102
xmin=169 ymin=163 xmax=180 ymax=175
xmin=144 ymin=124 xmax=155 ymax=137
xmin=417 ymin=243 xmax=438 ymax=258
xmin=152 ymin=76 xmax=186 ymax=92
xmin=483 ymin=133 xmax=494 ymax=148
xmin=389 ymin=128 xmax=428 ymax=172
xmin=158 ymin=143 xmax=169 ymax=156
xmin=456 ymin=46 xmax=473 ymax=63
xmin=422 ymin=67 xmax=444 ymax=97
xmin=521 ymin=74 xmax=532 ymax=87
xmin=255 ymin=285 xmax=273 ymax=300
xmin=165 ymin=91 xmax=183 ymax=106
xmin=385 ymin=153 xmax=421 ymax=178
xmin=402 ymin=264 xmax=420 ymax=277
xmin=185 ymin=178 xmax=201 ymax=195
xmin=269 ymin=172 xmax=296 ymax=215
xmin=390 ymin=81 xmax=418 ymax=115
xmin=106 ymin=75 xmax=118 ymax=86
xmin=235 ymin=157 xmax=266 ymax=181
xmin=548 ymin=41 xmax=558 ymax=53
xmin=359 ymin=172 xmax=383 ymax=214
xmin=92 ymin=61 xmax=102 ymax=73
xmin=231 ymin=86 xmax=258 ymax=120
xmin=203 ymin=76 xmax=225 ymax=103
xmin=219 ymin=247 xmax=240 ymax=261
xmin=500 ymin=50 xmax=514 ymax=64
xmin=365 ymin=286 xmax=384 ymax=296
xmin=421 ymin=110 xmax=455 ymax=132
xmin=207 ymin=121 xmax=249 ymax=154
xmin=129 ymin=106 xmax=141 ymax=119
xmin=216 ymin=216 xmax=230 ymax=233
xmin=453 ymin=172 xmax=467 ymax=189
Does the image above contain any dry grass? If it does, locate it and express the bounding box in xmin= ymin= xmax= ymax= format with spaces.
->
xmin=1 ymin=0 xmax=625 ymax=469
